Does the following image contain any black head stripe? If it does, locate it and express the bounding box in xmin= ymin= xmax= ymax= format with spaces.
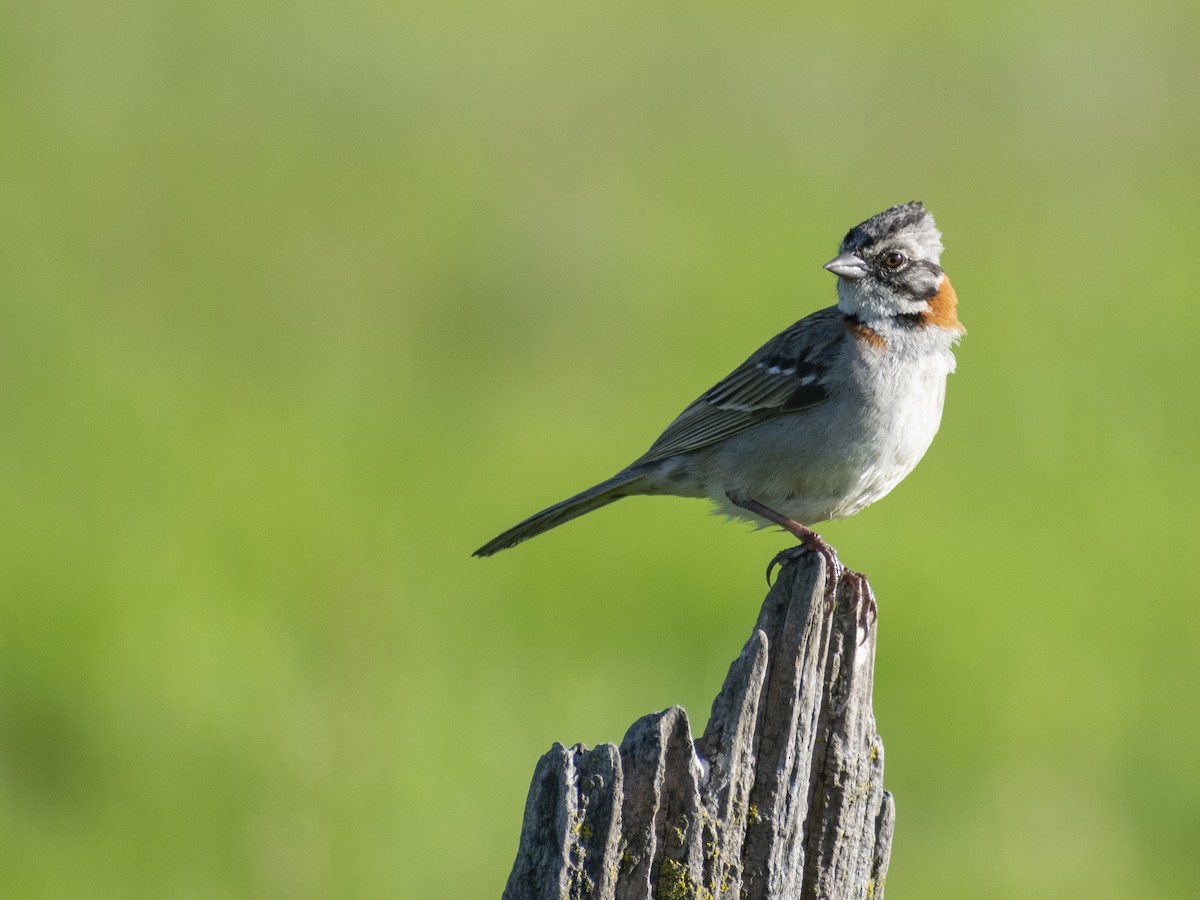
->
xmin=841 ymin=201 xmax=928 ymax=251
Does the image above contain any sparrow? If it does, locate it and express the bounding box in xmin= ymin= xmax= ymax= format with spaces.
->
xmin=473 ymin=202 xmax=964 ymax=564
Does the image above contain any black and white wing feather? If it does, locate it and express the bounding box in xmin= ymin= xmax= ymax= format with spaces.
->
xmin=631 ymin=308 xmax=847 ymax=467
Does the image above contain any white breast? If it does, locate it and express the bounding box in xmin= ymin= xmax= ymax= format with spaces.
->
xmin=695 ymin=329 xmax=957 ymax=527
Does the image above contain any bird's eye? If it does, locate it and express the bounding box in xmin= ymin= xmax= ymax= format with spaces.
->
xmin=881 ymin=251 xmax=907 ymax=269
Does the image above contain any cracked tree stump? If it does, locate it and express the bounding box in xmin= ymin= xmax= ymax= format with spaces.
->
xmin=502 ymin=549 xmax=894 ymax=900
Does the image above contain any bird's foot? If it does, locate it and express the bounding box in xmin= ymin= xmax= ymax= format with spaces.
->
xmin=765 ymin=527 xmax=842 ymax=606
xmin=722 ymin=491 xmax=842 ymax=591
xmin=839 ymin=569 xmax=878 ymax=640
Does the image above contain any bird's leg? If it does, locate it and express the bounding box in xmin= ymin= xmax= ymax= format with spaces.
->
xmin=724 ymin=491 xmax=842 ymax=591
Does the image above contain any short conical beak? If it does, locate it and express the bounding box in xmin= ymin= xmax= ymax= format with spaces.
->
xmin=823 ymin=253 xmax=868 ymax=280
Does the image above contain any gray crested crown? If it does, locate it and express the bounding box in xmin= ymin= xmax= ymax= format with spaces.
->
xmin=839 ymin=201 xmax=943 ymax=260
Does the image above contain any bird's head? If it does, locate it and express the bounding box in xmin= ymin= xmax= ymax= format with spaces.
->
xmin=825 ymin=201 xmax=951 ymax=325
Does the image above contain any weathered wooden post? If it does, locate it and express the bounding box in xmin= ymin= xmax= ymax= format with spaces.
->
xmin=502 ymin=549 xmax=894 ymax=900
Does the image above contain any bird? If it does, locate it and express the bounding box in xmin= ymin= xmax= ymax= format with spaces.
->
xmin=473 ymin=201 xmax=964 ymax=564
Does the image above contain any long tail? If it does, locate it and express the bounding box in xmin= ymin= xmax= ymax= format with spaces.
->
xmin=473 ymin=469 xmax=650 ymax=557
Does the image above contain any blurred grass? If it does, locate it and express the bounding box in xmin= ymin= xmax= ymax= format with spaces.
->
xmin=2 ymin=0 xmax=1200 ymax=897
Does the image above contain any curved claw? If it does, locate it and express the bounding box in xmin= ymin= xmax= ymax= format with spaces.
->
xmin=765 ymin=546 xmax=807 ymax=585
xmin=839 ymin=571 xmax=879 ymax=642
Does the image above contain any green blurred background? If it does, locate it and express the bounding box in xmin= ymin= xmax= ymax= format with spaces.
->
xmin=2 ymin=0 xmax=1199 ymax=897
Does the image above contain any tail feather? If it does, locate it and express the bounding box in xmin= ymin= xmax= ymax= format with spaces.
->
xmin=473 ymin=470 xmax=649 ymax=557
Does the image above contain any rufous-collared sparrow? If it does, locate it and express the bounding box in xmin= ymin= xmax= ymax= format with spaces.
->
xmin=473 ymin=202 xmax=964 ymax=563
